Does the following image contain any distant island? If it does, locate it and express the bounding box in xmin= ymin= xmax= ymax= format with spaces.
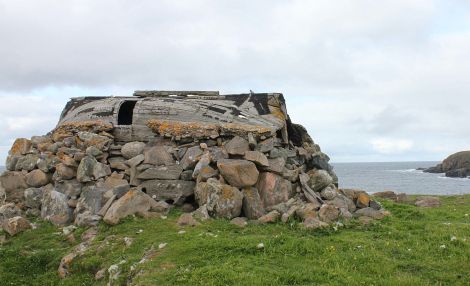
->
xmin=420 ymin=151 xmax=470 ymax=178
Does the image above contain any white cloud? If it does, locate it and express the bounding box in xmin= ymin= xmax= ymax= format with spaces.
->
xmin=371 ymin=138 xmax=414 ymax=154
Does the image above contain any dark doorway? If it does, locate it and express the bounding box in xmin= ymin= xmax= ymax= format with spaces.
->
xmin=117 ymin=101 xmax=137 ymax=125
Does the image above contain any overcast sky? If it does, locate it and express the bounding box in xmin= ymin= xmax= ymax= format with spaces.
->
xmin=0 ymin=0 xmax=469 ymax=163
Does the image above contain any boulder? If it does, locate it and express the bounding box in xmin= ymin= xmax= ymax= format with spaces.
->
xmin=24 ymin=187 xmax=43 ymax=209
xmin=244 ymin=151 xmax=269 ymax=167
xmin=208 ymin=147 xmax=229 ymax=162
xmin=5 ymin=155 xmax=20 ymax=171
xmin=25 ymin=169 xmax=50 ymax=188
xmin=0 ymin=171 xmax=28 ymax=202
xmin=356 ymin=192 xmax=370 ymax=208
xmin=241 ymin=187 xmax=265 ymax=220
xmin=103 ymin=189 xmax=164 ymax=225
xmin=76 ymin=156 xmax=96 ymax=182
xmin=295 ymin=203 xmax=320 ymax=221
xmin=327 ymin=194 xmax=356 ymax=213
xmin=74 ymin=186 xmax=105 ymax=226
xmin=180 ymin=146 xmax=203 ymax=170
xmin=92 ymin=162 xmax=111 ymax=180
xmin=194 ymin=179 xmax=243 ymax=219
xmin=41 ymin=187 xmax=73 ymax=226
xmin=2 ymin=216 xmax=31 ymax=236
xmin=415 ymin=196 xmax=441 ymax=208
xmin=320 ymin=185 xmax=338 ymax=200
xmin=9 ymin=138 xmax=32 ymax=155
xmin=55 ymin=179 xmax=82 ymax=198
xmin=307 ymin=169 xmax=333 ymax=192
xmin=224 ymin=136 xmax=249 ymax=156
xmin=217 ymin=159 xmax=259 ymax=188
xmin=143 ymin=146 xmax=175 ymax=166
xmin=256 ymin=172 xmax=292 ymax=209
xmin=85 ymin=146 xmax=103 ymax=158
xmin=265 ymin=157 xmax=286 ymax=174
xmin=121 ymin=142 xmax=146 ymax=159
xmin=257 ymin=137 xmax=274 ymax=153
xmin=0 ymin=203 xmax=22 ymax=225
xmin=197 ymin=166 xmax=218 ymax=182
xmin=137 ymin=165 xmax=183 ymax=180
xmin=15 ymin=154 xmax=39 ymax=171
xmin=139 ymin=180 xmax=195 ymax=205
xmin=318 ymin=204 xmax=340 ymax=223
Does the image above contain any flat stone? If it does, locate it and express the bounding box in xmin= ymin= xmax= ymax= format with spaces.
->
xmin=144 ymin=146 xmax=175 ymax=166
xmin=244 ymin=151 xmax=269 ymax=167
xmin=137 ymin=165 xmax=183 ymax=180
xmin=55 ymin=179 xmax=82 ymax=198
xmin=257 ymin=137 xmax=274 ymax=153
xmin=241 ymin=187 xmax=265 ymax=220
xmin=256 ymin=172 xmax=292 ymax=209
xmin=126 ymin=154 xmax=145 ymax=167
xmin=208 ymin=147 xmax=229 ymax=162
xmin=224 ymin=136 xmax=249 ymax=156
xmin=121 ymin=142 xmax=146 ymax=159
xmin=373 ymin=191 xmax=397 ymax=201
xmin=231 ymin=217 xmax=248 ymax=228
xmin=92 ymin=162 xmax=111 ymax=180
xmin=302 ymin=217 xmax=328 ymax=229
xmin=265 ymin=157 xmax=286 ymax=174
xmin=217 ymin=159 xmax=259 ymax=188
xmin=354 ymin=207 xmax=390 ymax=219
xmin=25 ymin=169 xmax=50 ymax=188
xmin=108 ymin=157 xmax=129 ymax=170
xmin=177 ymin=213 xmax=199 ymax=227
xmin=139 ymin=180 xmax=195 ymax=205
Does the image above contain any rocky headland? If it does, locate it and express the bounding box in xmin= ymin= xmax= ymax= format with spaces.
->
xmin=422 ymin=151 xmax=470 ymax=178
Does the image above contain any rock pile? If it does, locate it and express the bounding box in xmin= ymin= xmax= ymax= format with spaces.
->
xmin=0 ymin=91 xmax=388 ymax=236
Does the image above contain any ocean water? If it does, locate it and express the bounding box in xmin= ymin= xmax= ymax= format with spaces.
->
xmin=1 ymin=162 xmax=469 ymax=195
xmin=333 ymin=161 xmax=470 ymax=195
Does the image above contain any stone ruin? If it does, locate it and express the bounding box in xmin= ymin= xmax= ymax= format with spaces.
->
xmin=0 ymin=91 xmax=389 ymax=236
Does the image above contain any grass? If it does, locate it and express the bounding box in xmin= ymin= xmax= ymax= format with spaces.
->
xmin=0 ymin=195 xmax=469 ymax=286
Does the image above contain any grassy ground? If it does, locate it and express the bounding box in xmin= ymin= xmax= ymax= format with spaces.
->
xmin=0 ymin=195 xmax=469 ymax=286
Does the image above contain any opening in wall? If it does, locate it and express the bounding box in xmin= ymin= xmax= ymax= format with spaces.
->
xmin=117 ymin=101 xmax=137 ymax=125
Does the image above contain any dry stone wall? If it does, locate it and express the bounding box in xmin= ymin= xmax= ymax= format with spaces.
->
xmin=0 ymin=93 xmax=389 ymax=235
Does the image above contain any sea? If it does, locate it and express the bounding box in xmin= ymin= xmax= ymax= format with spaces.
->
xmin=1 ymin=162 xmax=469 ymax=195
xmin=333 ymin=161 xmax=470 ymax=195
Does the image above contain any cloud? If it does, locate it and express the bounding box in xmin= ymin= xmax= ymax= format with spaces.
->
xmin=0 ymin=0 xmax=469 ymax=163
xmin=370 ymin=138 xmax=414 ymax=154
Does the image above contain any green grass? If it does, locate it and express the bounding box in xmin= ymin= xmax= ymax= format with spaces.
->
xmin=1 ymin=195 xmax=469 ymax=285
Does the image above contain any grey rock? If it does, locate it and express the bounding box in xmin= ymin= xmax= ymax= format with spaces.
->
xmin=41 ymin=187 xmax=73 ymax=226
xmin=208 ymin=147 xmax=229 ymax=162
xmin=0 ymin=203 xmax=21 ymax=225
xmin=415 ymin=196 xmax=441 ymax=208
xmin=92 ymin=162 xmax=111 ymax=180
xmin=24 ymin=187 xmax=43 ymax=209
xmin=54 ymin=163 xmax=76 ymax=180
xmin=241 ymin=187 xmax=265 ymax=220
xmin=2 ymin=216 xmax=31 ymax=236
xmin=354 ymin=207 xmax=389 ymax=219
xmin=108 ymin=157 xmax=129 ymax=170
xmin=192 ymin=153 xmax=211 ymax=179
xmin=257 ymin=137 xmax=274 ymax=153
xmin=121 ymin=142 xmax=146 ymax=159
xmin=320 ymin=185 xmax=337 ymax=200
xmin=217 ymin=159 xmax=259 ymax=188
xmin=139 ymin=180 xmax=195 ymax=205
xmin=307 ymin=169 xmax=333 ymax=192
xmin=55 ymin=179 xmax=82 ymax=198
xmin=125 ymin=154 xmax=145 ymax=167
xmin=15 ymin=154 xmax=39 ymax=171
xmin=224 ymin=136 xmax=249 ymax=156
xmin=258 ymin=210 xmax=280 ymax=224
xmin=318 ymin=204 xmax=340 ymax=223
xmin=144 ymin=146 xmax=175 ymax=166
xmin=77 ymin=156 xmax=96 ymax=183
xmin=137 ymin=165 xmax=183 ymax=180
xmin=265 ymin=157 xmax=286 ymax=174
xmin=85 ymin=146 xmax=103 ymax=158
xmin=194 ymin=179 xmax=243 ymax=219
xmin=180 ymin=170 xmax=194 ymax=181
xmin=180 ymin=146 xmax=203 ymax=170
xmin=5 ymin=155 xmax=20 ymax=171
xmin=244 ymin=151 xmax=269 ymax=167
xmin=0 ymin=171 xmax=28 ymax=202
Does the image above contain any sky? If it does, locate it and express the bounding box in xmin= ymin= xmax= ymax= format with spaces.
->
xmin=0 ymin=0 xmax=469 ymax=163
